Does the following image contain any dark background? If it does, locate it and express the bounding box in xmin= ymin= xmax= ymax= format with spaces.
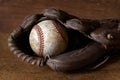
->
xmin=0 ymin=0 xmax=120 ymax=80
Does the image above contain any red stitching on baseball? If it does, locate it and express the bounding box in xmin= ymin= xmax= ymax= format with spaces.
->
xmin=52 ymin=21 xmax=67 ymax=43
xmin=34 ymin=25 xmax=44 ymax=56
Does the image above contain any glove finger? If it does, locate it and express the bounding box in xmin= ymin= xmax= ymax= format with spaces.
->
xmin=21 ymin=14 xmax=43 ymax=31
xmin=47 ymin=42 xmax=106 ymax=72
xmin=8 ymin=14 xmax=49 ymax=67
xmin=66 ymin=19 xmax=100 ymax=37
xmin=42 ymin=8 xmax=78 ymax=23
xmin=90 ymin=22 xmax=120 ymax=49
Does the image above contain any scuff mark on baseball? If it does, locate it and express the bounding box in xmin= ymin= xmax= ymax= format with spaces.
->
xmin=29 ymin=20 xmax=68 ymax=57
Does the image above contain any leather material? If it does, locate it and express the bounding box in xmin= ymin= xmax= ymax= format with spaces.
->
xmin=47 ymin=42 xmax=106 ymax=71
xmin=8 ymin=8 xmax=120 ymax=72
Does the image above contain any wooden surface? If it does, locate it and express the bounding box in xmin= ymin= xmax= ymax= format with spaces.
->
xmin=0 ymin=0 xmax=120 ymax=80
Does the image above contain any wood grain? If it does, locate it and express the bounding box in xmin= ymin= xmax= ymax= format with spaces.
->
xmin=0 ymin=0 xmax=120 ymax=80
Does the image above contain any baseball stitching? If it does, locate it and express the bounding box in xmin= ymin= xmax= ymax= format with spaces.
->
xmin=52 ymin=21 xmax=67 ymax=43
xmin=34 ymin=25 xmax=44 ymax=56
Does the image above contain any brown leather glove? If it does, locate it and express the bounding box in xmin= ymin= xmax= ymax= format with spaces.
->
xmin=8 ymin=8 xmax=119 ymax=72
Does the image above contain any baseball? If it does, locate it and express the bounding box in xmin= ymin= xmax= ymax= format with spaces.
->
xmin=29 ymin=20 xmax=68 ymax=57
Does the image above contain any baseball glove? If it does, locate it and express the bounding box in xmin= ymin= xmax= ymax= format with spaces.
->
xmin=8 ymin=8 xmax=120 ymax=72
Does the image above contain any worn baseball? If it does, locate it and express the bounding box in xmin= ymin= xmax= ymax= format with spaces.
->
xmin=29 ymin=20 xmax=68 ymax=57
